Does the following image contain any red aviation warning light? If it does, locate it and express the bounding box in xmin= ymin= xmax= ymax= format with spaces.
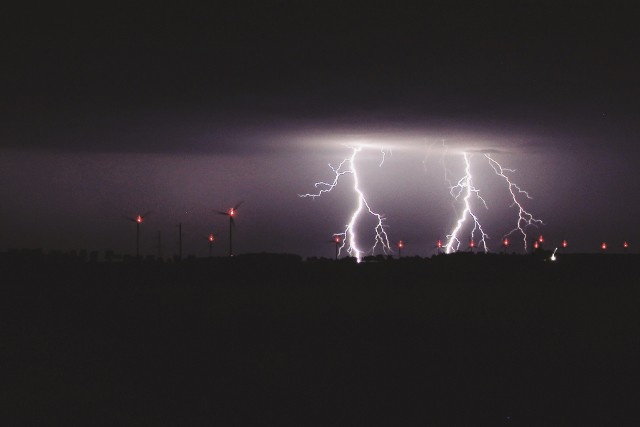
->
xmin=538 ymin=235 xmax=544 ymax=243
xmin=469 ymin=239 xmax=475 ymax=249
xmin=562 ymin=239 xmax=568 ymax=248
xmin=533 ymin=241 xmax=539 ymax=249
xmin=136 ymin=215 xmax=143 ymax=223
xmin=436 ymin=239 xmax=443 ymax=255
xmin=207 ymin=232 xmax=216 ymax=258
xmin=398 ymin=240 xmax=404 ymax=248
xmin=601 ymin=242 xmax=607 ymax=251
xmin=331 ymin=235 xmax=342 ymax=260
xmin=503 ymin=238 xmax=509 ymax=247
xmin=623 ymin=241 xmax=629 ymax=250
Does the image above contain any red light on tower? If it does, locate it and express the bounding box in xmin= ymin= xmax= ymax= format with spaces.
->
xmin=334 ymin=236 xmax=340 ymax=243
xmin=503 ymin=238 xmax=509 ymax=247
xmin=538 ymin=235 xmax=544 ymax=243
xmin=601 ymin=242 xmax=607 ymax=251
xmin=469 ymin=239 xmax=475 ymax=249
xmin=229 ymin=208 xmax=235 ymax=217
xmin=437 ymin=239 xmax=442 ymax=248
xmin=562 ymin=239 xmax=568 ymax=248
xmin=533 ymin=241 xmax=539 ymax=249
xmin=136 ymin=215 xmax=143 ymax=223
xmin=398 ymin=240 xmax=404 ymax=248
xmin=208 ymin=233 xmax=215 ymax=242
xmin=623 ymin=241 xmax=629 ymax=249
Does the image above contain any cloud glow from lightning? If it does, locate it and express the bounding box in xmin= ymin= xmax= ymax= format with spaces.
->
xmin=299 ymin=145 xmax=392 ymax=262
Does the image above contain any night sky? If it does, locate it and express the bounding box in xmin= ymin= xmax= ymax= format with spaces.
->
xmin=2 ymin=2 xmax=639 ymax=258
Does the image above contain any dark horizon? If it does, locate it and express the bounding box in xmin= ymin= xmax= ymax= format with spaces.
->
xmin=4 ymin=241 xmax=640 ymax=425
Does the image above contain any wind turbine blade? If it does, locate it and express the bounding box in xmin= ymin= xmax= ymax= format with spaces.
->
xmin=215 ymin=210 xmax=229 ymax=216
xmin=123 ymin=215 xmax=136 ymax=222
xmin=233 ymin=201 xmax=244 ymax=210
xmin=142 ymin=211 xmax=152 ymax=218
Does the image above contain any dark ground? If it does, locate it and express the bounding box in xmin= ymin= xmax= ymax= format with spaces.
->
xmin=2 ymin=252 xmax=639 ymax=426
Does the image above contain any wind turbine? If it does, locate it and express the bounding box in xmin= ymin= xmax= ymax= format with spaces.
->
xmin=502 ymin=237 xmax=509 ymax=254
xmin=206 ymin=232 xmax=216 ymax=258
xmin=124 ymin=211 xmax=151 ymax=258
xmin=216 ymin=201 xmax=243 ymax=257
xmin=327 ymin=235 xmax=341 ymax=260
xmin=435 ymin=239 xmax=443 ymax=255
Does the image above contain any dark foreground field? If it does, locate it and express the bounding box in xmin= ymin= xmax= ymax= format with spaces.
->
xmin=2 ymin=253 xmax=640 ymax=426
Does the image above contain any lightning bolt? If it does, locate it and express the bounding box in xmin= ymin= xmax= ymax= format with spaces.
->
xmin=440 ymin=139 xmax=453 ymax=188
xmin=300 ymin=145 xmax=392 ymax=262
xmin=444 ymin=153 xmax=490 ymax=253
xmin=485 ymin=154 xmax=544 ymax=251
xmin=379 ymin=146 xmax=391 ymax=167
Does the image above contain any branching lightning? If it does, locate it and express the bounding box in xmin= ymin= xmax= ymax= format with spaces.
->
xmin=300 ymin=145 xmax=392 ymax=262
xmin=441 ymin=146 xmax=543 ymax=253
xmin=302 ymin=139 xmax=543 ymax=258
xmin=444 ymin=153 xmax=490 ymax=254
xmin=485 ymin=154 xmax=544 ymax=251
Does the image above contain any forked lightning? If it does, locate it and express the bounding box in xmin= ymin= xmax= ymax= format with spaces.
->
xmin=444 ymin=153 xmax=490 ymax=253
xmin=485 ymin=154 xmax=544 ymax=251
xmin=300 ymin=145 xmax=392 ymax=262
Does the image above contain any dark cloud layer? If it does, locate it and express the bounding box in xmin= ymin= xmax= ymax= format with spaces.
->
xmin=3 ymin=2 xmax=639 ymax=154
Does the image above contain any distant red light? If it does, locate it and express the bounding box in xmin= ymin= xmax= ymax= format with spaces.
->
xmin=601 ymin=242 xmax=607 ymax=250
xmin=562 ymin=240 xmax=568 ymax=248
xmin=334 ymin=236 xmax=340 ymax=243
xmin=437 ymin=239 xmax=442 ymax=248
xmin=469 ymin=240 xmax=475 ymax=248
xmin=136 ymin=215 xmax=142 ymax=223
xmin=538 ymin=235 xmax=544 ymax=243
xmin=229 ymin=209 xmax=235 ymax=216
xmin=398 ymin=241 xmax=404 ymax=248
xmin=623 ymin=241 xmax=629 ymax=249
xmin=533 ymin=241 xmax=539 ymax=249
xmin=503 ymin=238 xmax=509 ymax=246
xmin=209 ymin=234 xmax=215 ymax=242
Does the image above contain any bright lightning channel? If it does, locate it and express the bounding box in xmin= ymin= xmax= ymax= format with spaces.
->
xmin=299 ymin=145 xmax=392 ymax=262
xmin=444 ymin=153 xmax=489 ymax=254
xmin=485 ymin=154 xmax=543 ymax=251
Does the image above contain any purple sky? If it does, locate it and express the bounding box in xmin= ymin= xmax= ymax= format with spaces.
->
xmin=2 ymin=3 xmax=639 ymax=258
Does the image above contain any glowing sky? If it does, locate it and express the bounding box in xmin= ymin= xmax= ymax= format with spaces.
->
xmin=2 ymin=3 xmax=639 ymax=257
